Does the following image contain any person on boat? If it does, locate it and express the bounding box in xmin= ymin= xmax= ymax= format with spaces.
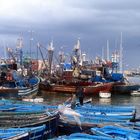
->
xmin=71 ymin=94 xmax=77 ymax=109
xmin=76 ymin=86 xmax=84 ymax=106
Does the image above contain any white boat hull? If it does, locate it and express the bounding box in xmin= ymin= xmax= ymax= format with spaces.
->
xmin=131 ymin=91 xmax=140 ymax=96
xmin=22 ymin=97 xmax=44 ymax=103
xmin=99 ymin=91 xmax=111 ymax=98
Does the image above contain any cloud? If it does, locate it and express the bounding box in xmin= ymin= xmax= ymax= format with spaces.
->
xmin=0 ymin=0 xmax=140 ymax=67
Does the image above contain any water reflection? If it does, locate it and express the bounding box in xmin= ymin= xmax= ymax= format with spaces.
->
xmin=129 ymin=96 xmax=140 ymax=116
xmin=40 ymin=91 xmax=72 ymax=105
xmin=99 ymin=98 xmax=111 ymax=105
xmin=130 ymin=96 xmax=140 ymax=105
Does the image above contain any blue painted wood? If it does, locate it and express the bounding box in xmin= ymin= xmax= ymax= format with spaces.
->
xmin=91 ymin=125 xmax=140 ymax=140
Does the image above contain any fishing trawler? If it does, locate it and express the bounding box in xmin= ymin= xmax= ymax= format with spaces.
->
xmin=0 ymin=37 xmax=40 ymax=99
xmin=39 ymin=39 xmax=113 ymax=96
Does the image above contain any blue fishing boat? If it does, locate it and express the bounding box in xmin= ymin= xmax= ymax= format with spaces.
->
xmin=0 ymin=99 xmax=54 ymax=113
xmin=119 ymin=122 xmax=140 ymax=130
xmin=91 ymin=125 xmax=140 ymax=140
xmin=56 ymin=133 xmax=115 ymax=140
xmin=63 ymin=103 xmax=136 ymax=119
xmin=0 ymin=72 xmax=40 ymax=99
xmin=58 ymin=103 xmax=136 ymax=133
xmin=0 ymin=131 xmax=28 ymax=140
xmin=60 ymin=114 xmax=131 ymax=126
xmin=74 ymin=103 xmax=136 ymax=116
xmin=78 ymin=113 xmax=133 ymax=120
xmin=0 ymin=125 xmax=46 ymax=140
xmin=0 ymin=99 xmax=59 ymax=138
xmin=75 ymin=104 xmax=136 ymax=112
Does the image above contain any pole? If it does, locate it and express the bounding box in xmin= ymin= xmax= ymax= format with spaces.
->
xmin=120 ymin=32 xmax=123 ymax=73
xmin=28 ymin=30 xmax=34 ymax=59
xmin=107 ymin=40 xmax=109 ymax=61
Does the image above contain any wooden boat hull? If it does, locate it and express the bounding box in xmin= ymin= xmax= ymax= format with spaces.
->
xmin=0 ymin=76 xmax=40 ymax=99
xmin=121 ymin=122 xmax=140 ymax=130
xmin=75 ymin=104 xmax=136 ymax=115
xmin=0 ymin=85 xmax=38 ymax=98
xmin=39 ymin=83 xmax=77 ymax=94
xmin=58 ymin=103 xmax=136 ymax=133
xmin=83 ymin=82 xmax=113 ymax=95
xmin=91 ymin=125 xmax=140 ymax=139
xmin=0 ymin=99 xmax=59 ymax=138
xmin=57 ymin=133 xmax=113 ymax=140
xmin=0 ymin=125 xmax=46 ymax=140
xmin=0 ymin=88 xmax=18 ymax=98
xmin=18 ymin=83 xmax=39 ymax=97
xmin=58 ymin=120 xmax=98 ymax=134
xmin=39 ymin=82 xmax=113 ymax=96
xmin=58 ymin=116 xmax=131 ymax=135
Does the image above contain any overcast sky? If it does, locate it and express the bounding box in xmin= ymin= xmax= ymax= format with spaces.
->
xmin=0 ymin=0 xmax=140 ymax=69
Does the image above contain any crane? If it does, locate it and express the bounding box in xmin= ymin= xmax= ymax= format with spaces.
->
xmin=37 ymin=43 xmax=48 ymax=71
xmin=7 ymin=47 xmax=16 ymax=63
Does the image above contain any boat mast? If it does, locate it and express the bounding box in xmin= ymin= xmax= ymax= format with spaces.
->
xmin=16 ymin=36 xmax=23 ymax=66
xmin=47 ymin=41 xmax=54 ymax=79
xmin=37 ymin=43 xmax=48 ymax=71
xmin=73 ymin=38 xmax=81 ymax=67
xmin=58 ymin=47 xmax=65 ymax=64
xmin=120 ymin=32 xmax=123 ymax=73
xmin=28 ymin=30 xmax=34 ymax=59
xmin=102 ymin=46 xmax=104 ymax=60
xmin=27 ymin=30 xmax=34 ymax=76
xmin=4 ymin=41 xmax=7 ymax=62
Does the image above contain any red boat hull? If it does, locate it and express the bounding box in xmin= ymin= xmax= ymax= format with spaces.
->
xmin=83 ymin=82 xmax=113 ymax=95
xmin=39 ymin=82 xmax=113 ymax=95
xmin=39 ymin=83 xmax=77 ymax=93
